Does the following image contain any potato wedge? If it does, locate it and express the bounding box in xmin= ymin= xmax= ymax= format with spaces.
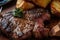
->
xmin=32 ymin=0 xmax=51 ymax=8
xmin=16 ymin=0 xmax=35 ymax=10
xmin=51 ymin=1 xmax=60 ymax=16
xmin=50 ymin=22 xmax=60 ymax=36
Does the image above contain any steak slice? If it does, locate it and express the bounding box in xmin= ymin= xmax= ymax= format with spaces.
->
xmin=0 ymin=12 xmax=34 ymax=40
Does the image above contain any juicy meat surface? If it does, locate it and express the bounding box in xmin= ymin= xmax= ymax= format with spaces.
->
xmin=0 ymin=8 xmax=50 ymax=40
xmin=23 ymin=8 xmax=49 ymax=20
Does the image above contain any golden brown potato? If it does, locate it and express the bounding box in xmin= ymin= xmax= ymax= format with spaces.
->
xmin=50 ymin=22 xmax=60 ymax=36
xmin=51 ymin=0 xmax=60 ymax=16
xmin=32 ymin=0 xmax=51 ymax=8
xmin=16 ymin=0 xmax=35 ymax=10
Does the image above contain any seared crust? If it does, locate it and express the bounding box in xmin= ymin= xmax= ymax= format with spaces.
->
xmin=0 ymin=8 xmax=50 ymax=40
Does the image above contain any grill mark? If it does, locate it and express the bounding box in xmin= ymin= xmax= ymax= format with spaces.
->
xmin=1 ymin=18 xmax=8 ymax=29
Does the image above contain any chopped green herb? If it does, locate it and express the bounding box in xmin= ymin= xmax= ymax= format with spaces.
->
xmin=14 ymin=8 xmax=24 ymax=18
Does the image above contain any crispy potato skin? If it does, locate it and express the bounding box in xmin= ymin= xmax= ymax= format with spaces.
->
xmin=16 ymin=0 xmax=34 ymax=10
xmin=32 ymin=0 xmax=51 ymax=8
xmin=16 ymin=0 xmax=51 ymax=9
xmin=24 ymin=0 xmax=51 ymax=8
xmin=51 ymin=1 xmax=60 ymax=17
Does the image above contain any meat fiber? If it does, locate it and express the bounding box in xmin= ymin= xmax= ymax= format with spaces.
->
xmin=0 ymin=8 xmax=50 ymax=40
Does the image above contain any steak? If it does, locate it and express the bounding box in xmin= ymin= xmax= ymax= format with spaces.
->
xmin=0 ymin=8 xmax=50 ymax=40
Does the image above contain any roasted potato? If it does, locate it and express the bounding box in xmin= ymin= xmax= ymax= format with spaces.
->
xmin=51 ymin=0 xmax=60 ymax=17
xmin=32 ymin=0 xmax=51 ymax=8
xmin=16 ymin=0 xmax=35 ymax=10
xmin=50 ymin=22 xmax=60 ymax=36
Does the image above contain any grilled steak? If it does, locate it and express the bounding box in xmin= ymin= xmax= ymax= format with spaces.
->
xmin=0 ymin=8 xmax=50 ymax=40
